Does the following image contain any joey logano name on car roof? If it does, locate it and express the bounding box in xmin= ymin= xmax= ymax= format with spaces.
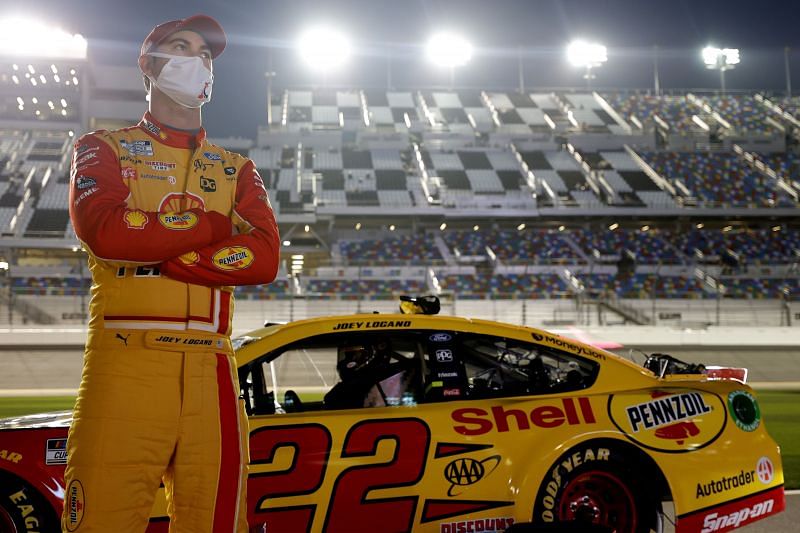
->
xmin=333 ymin=320 xmax=412 ymax=330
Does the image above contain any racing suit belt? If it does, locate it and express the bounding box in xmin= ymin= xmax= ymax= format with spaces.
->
xmin=91 ymin=329 xmax=232 ymax=353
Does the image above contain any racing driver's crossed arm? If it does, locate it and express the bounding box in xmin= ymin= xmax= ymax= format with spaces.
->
xmin=158 ymin=161 xmax=280 ymax=286
xmin=69 ymin=132 xmax=233 ymax=263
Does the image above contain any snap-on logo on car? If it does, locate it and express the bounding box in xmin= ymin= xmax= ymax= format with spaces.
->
xmin=701 ymin=499 xmax=774 ymax=532
xmin=158 ymin=212 xmax=199 ymax=230
xmin=678 ymin=485 xmax=784 ymax=533
xmin=212 ymin=246 xmax=254 ymax=271
xmin=608 ymin=390 xmax=727 ymax=452
xmin=452 ymin=397 xmax=595 ymax=435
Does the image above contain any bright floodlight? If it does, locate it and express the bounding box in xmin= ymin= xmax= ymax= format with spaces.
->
xmin=298 ymin=27 xmax=351 ymax=71
xmin=0 ymin=17 xmax=86 ymax=59
xmin=426 ymin=32 xmax=473 ymax=68
xmin=566 ymin=40 xmax=607 ymax=68
xmin=702 ymin=46 xmax=740 ymax=69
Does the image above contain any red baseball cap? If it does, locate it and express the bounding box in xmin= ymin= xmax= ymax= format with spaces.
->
xmin=141 ymin=14 xmax=226 ymax=59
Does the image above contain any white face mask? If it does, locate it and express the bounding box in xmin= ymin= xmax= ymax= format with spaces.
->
xmin=146 ymin=52 xmax=213 ymax=108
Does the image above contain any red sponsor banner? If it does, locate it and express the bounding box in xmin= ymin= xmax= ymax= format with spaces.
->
xmin=676 ymin=485 xmax=785 ymax=533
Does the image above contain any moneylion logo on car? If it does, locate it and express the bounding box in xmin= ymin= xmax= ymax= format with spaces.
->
xmin=158 ymin=212 xmax=199 ymax=230
xmin=212 ymin=246 xmax=254 ymax=271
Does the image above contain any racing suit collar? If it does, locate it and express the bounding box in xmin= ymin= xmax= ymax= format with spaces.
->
xmin=139 ymin=112 xmax=207 ymax=149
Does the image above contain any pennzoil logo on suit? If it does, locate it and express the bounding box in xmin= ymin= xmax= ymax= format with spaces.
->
xmin=212 ymin=246 xmax=254 ymax=270
xmin=158 ymin=212 xmax=199 ymax=230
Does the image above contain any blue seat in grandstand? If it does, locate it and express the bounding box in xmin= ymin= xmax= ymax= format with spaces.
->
xmin=339 ymin=235 xmax=442 ymax=265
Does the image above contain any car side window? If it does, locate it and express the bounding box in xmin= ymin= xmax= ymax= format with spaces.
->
xmin=241 ymin=333 xmax=424 ymax=415
xmin=458 ymin=335 xmax=599 ymax=399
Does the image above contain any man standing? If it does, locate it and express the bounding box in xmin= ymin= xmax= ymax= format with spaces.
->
xmin=63 ymin=14 xmax=279 ymax=532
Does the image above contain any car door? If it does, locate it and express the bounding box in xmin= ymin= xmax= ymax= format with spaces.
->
xmin=241 ymin=330 xmax=432 ymax=532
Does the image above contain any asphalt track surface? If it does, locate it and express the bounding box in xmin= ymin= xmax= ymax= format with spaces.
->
xmin=0 ymin=346 xmax=798 ymax=531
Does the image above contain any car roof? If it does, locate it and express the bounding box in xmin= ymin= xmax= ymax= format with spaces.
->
xmin=234 ymin=313 xmax=650 ymax=376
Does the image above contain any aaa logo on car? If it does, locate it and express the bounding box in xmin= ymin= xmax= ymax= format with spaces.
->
xmin=608 ymin=389 xmax=726 ymax=452
xmin=444 ymin=455 xmax=500 ymax=496
xmin=212 ymin=246 xmax=254 ymax=270
xmin=158 ymin=212 xmax=199 ymax=230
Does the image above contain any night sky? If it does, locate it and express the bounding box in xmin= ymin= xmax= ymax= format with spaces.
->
xmin=10 ymin=0 xmax=800 ymax=137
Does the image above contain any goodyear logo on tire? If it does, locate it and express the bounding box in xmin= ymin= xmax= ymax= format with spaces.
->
xmin=159 ymin=212 xmax=199 ymax=230
xmin=608 ymin=389 xmax=726 ymax=452
xmin=212 ymin=246 xmax=254 ymax=270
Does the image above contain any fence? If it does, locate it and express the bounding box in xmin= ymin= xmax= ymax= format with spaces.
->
xmin=2 ymin=290 xmax=795 ymax=332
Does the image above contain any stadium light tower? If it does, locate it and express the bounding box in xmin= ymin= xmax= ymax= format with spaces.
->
xmin=297 ymin=26 xmax=351 ymax=82
xmin=702 ymin=46 xmax=740 ymax=94
xmin=426 ymin=32 xmax=473 ymax=89
xmin=0 ymin=17 xmax=86 ymax=59
xmin=566 ymin=40 xmax=607 ymax=88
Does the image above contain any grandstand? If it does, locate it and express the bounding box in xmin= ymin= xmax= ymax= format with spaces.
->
xmin=1 ymin=22 xmax=800 ymax=331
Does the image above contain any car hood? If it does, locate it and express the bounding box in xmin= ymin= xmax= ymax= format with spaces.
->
xmin=0 ymin=410 xmax=72 ymax=430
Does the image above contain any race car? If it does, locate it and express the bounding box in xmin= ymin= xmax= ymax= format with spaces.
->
xmin=0 ymin=297 xmax=785 ymax=532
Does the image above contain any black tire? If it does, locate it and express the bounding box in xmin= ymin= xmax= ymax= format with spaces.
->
xmin=0 ymin=472 xmax=60 ymax=533
xmin=532 ymin=442 xmax=659 ymax=533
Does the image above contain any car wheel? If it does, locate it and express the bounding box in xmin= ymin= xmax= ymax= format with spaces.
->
xmin=532 ymin=444 xmax=659 ymax=532
xmin=0 ymin=473 xmax=58 ymax=533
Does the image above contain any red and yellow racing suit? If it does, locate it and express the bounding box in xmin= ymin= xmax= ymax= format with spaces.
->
xmin=62 ymin=112 xmax=280 ymax=532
